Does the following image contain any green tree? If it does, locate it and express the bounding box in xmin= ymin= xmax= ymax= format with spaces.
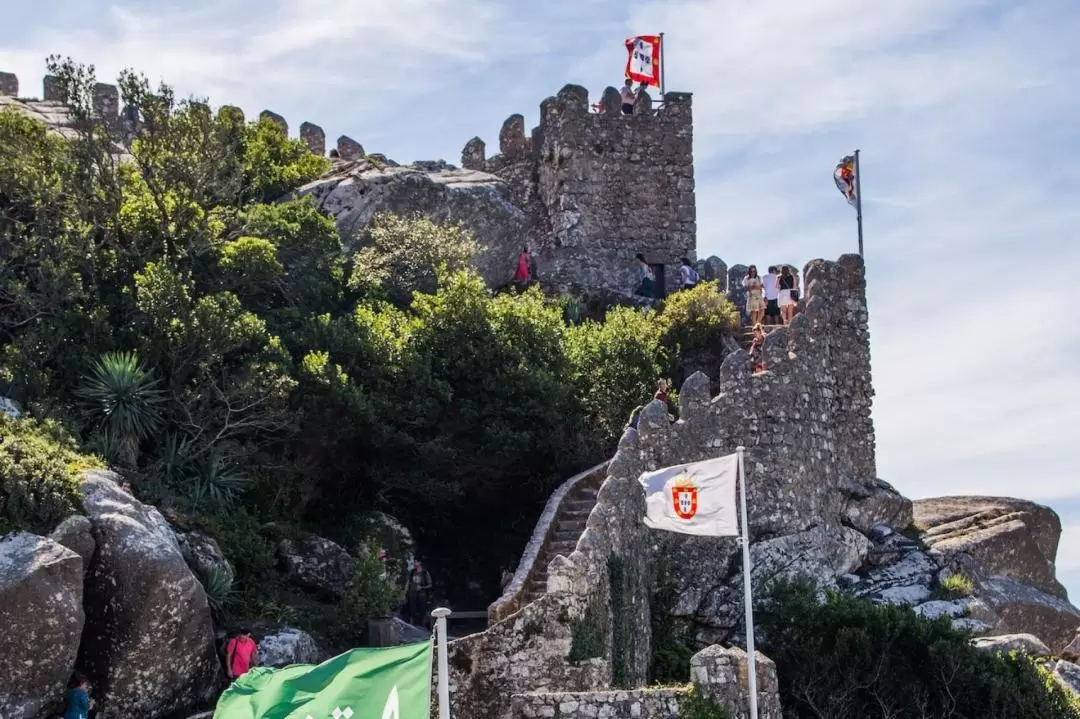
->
xmin=757 ymin=579 xmax=1080 ymax=719
xmin=566 ymin=307 xmax=663 ymax=443
xmin=349 ymin=213 xmax=480 ymax=306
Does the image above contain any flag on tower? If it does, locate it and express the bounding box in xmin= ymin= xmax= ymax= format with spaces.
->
xmin=625 ymin=35 xmax=662 ymax=87
xmin=213 ymin=641 xmax=432 ymax=719
xmin=639 ymin=454 xmax=739 ymax=537
xmin=834 ymin=154 xmax=858 ymax=209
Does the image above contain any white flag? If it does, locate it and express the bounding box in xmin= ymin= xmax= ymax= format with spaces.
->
xmin=639 ymin=454 xmax=739 ymax=537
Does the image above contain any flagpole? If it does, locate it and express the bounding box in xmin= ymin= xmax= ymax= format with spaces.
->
xmin=854 ymin=148 xmax=864 ymax=257
xmin=736 ymin=446 xmax=759 ymax=719
xmin=659 ymin=32 xmax=666 ymax=100
xmin=432 ymin=607 xmax=452 ymax=719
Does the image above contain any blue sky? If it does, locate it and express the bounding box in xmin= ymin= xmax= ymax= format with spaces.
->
xmin=2 ymin=0 xmax=1078 ymax=600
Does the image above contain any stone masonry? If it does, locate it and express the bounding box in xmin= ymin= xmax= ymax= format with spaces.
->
xmin=461 ymin=84 xmax=696 ymax=299
xmin=6 ymin=70 xmax=697 ymax=303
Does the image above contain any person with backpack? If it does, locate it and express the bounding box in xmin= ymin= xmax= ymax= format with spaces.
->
xmin=679 ymin=257 xmax=699 ymax=290
xmin=225 ymin=627 xmax=259 ymax=681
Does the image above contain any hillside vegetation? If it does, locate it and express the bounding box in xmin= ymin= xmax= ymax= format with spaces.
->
xmin=0 ymin=57 xmax=738 ymax=607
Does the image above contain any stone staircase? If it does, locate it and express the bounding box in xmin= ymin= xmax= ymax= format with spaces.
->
xmin=488 ymin=463 xmax=608 ymax=622
xmin=521 ymin=483 xmax=600 ymax=604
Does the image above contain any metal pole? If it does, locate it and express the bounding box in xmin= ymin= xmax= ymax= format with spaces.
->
xmin=854 ymin=148 xmax=864 ymax=257
xmin=659 ymin=32 xmax=666 ymax=99
xmin=432 ymin=607 xmax=452 ymax=719
xmin=736 ymin=446 xmax=759 ymax=719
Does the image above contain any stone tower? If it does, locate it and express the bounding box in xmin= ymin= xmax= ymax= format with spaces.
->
xmin=461 ymin=84 xmax=695 ymax=298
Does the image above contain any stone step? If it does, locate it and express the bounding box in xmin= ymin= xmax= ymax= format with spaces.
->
xmin=574 ymin=488 xmax=598 ymax=501
xmin=557 ymin=519 xmax=586 ymax=533
xmin=548 ymin=540 xmax=577 ymax=556
xmin=562 ymin=500 xmax=595 ymax=514
xmin=553 ymin=529 xmax=579 ymax=543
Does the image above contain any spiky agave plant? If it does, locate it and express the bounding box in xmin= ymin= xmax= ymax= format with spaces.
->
xmin=201 ymin=565 xmax=235 ymax=624
xmin=77 ymin=351 xmax=166 ymax=467
xmin=185 ymin=450 xmax=251 ymax=513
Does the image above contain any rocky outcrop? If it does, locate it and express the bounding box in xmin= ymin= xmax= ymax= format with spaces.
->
xmin=915 ymin=496 xmax=1067 ymax=597
xmin=49 ymin=514 xmax=96 ymax=571
xmin=1051 ymin=660 xmax=1080 ymax=699
xmin=257 ymin=627 xmax=324 ymax=667
xmin=278 ymin=534 xmax=357 ymax=598
xmin=77 ymin=470 xmax=221 ymax=717
xmin=294 ymin=158 xmax=527 ymax=288
xmin=176 ymin=529 xmax=233 ymax=584
xmin=973 ymin=633 xmax=1052 ymax=656
xmin=0 ymin=533 xmax=85 ymax=719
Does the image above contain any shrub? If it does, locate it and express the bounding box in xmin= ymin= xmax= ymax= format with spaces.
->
xmin=655 ymin=281 xmax=740 ymax=354
xmin=677 ymin=686 xmax=731 ymax=719
xmin=349 ymin=213 xmax=480 ymax=306
xmin=0 ymin=414 xmax=101 ymax=534
xmin=757 ymin=578 xmax=1080 ymax=719
xmin=338 ymin=545 xmax=401 ymax=637
xmin=567 ymin=600 xmax=608 ymax=663
xmin=934 ymin=572 xmax=974 ymax=600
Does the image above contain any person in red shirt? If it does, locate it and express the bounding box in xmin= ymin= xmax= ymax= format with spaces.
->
xmin=226 ymin=627 xmax=259 ymax=681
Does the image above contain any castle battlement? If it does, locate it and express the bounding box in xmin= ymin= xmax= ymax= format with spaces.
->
xmin=4 ymin=70 xmax=697 ymax=301
xmin=461 ymin=83 xmax=696 ymax=298
xmin=0 ymin=71 xmax=372 ymax=160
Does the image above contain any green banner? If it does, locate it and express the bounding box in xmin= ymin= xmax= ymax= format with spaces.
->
xmin=213 ymin=640 xmax=433 ymax=719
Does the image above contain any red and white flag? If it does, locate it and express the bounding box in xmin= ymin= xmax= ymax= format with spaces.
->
xmin=625 ymin=35 xmax=662 ymax=87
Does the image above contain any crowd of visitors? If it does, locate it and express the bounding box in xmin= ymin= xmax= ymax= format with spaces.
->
xmin=742 ymin=264 xmax=800 ymax=328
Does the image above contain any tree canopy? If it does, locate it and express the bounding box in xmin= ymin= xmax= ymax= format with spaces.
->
xmin=0 ymin=57 xmax=738 ymax=609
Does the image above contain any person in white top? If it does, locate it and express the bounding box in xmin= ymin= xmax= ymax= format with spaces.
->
xmin=762 ymin=266 xmax=781 ymax=326
xmin=679 ymin=257 xmax=699 ymax=290
xmin=620 ymin=78 xmax=635 ymax=115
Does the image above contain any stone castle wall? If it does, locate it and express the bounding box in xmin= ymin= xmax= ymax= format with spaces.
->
xmin=0 ymin=72 xmax=369 ymax=159
xmin=461 ymin=84 xmax=696 ymax=298
xmin=443 ymin=254 xmax=900 ymax=717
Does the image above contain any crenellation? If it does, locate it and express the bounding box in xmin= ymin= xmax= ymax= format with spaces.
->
xmin=599 ymin=86 xmax=621 ymax=116
xmin=0 ymin=72 xmax=18 ymax=97
xmin=498 ymin=114 xmax=530 ymax=158
xmin=337 ymin=135 xmax=364 ymax=160
xmin=461 ymin=136 xmax=486 ymax=170
xmin=300 ymin=122 xmax=325 ymax=156
xmin=631 ymin=88 xmax=653 ymax=115
xmin=259 ymin=110 xmax=287 ymax=134
xmin=92 ymin=83 xmax=119 ymax=126
xmin=43 ymin=75 xmax=62 ymax=102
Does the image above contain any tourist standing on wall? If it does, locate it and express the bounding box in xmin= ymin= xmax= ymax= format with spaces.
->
xmin=743 ymin=266 xmax=765 ymax=326
xmin=762 ymin=266 xmax=781 ymax=326
xmin=679 ymin=257 xmax=699 ymax=290
xmin=621 ymin=78 xmax=635 ymax=115
xmin=635 ymin=253 xmax=656 ymax=298
xmin=778 ymin=265 xmax=798 ymax=325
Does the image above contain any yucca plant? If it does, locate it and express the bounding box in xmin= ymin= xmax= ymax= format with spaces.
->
xmin=201 ymin=565 xmax=235 ymax=624
xmin=77 ymin=351 xmax=166 ymax=467
xmin=185 ymin=450 xmax=251 ymax=513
